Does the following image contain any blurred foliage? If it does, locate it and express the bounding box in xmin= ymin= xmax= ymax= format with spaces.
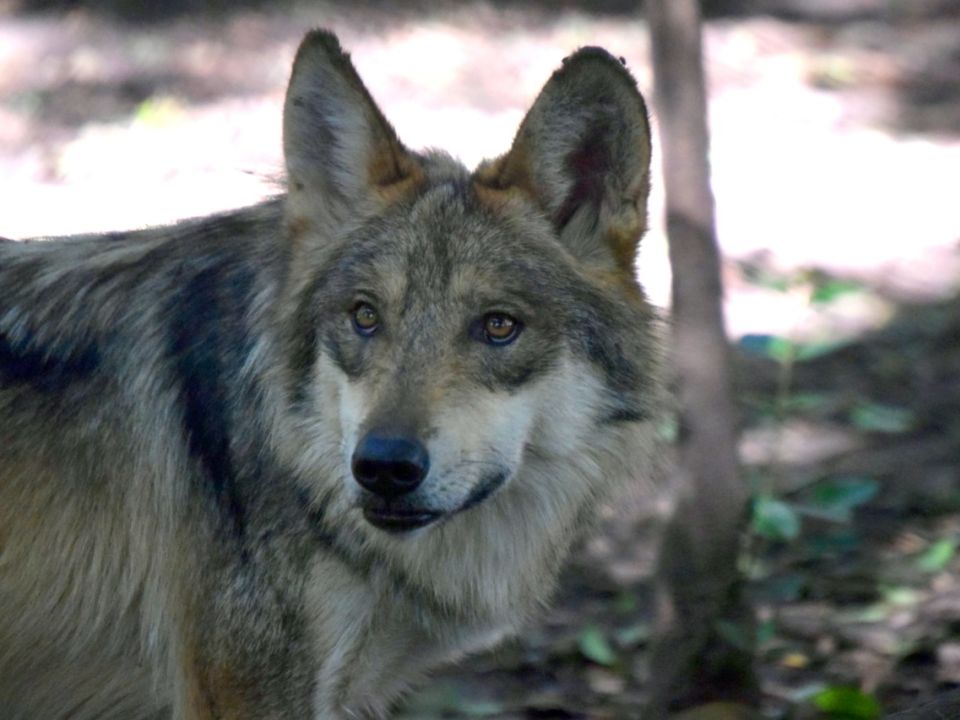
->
xmin=812 ymin=686 xmax=883 ymax=719
xmin=577 ymin=626 xmax=618 ymax=666
xmin=917 ymin=538 xmax=956 ymax=573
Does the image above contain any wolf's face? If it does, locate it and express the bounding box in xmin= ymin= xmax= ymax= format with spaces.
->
xmin=307 ymin=185 xmax=644 ymax=532
xmin=279 ymin=32 xmax=655 ymax=535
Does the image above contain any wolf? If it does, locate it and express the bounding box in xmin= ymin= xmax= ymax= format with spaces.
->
xmin=0 ymin=29 xmax=659 ymax=719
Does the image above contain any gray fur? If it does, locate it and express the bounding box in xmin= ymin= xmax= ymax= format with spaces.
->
xmin=0 ymin=29 xmax=660 ymax=719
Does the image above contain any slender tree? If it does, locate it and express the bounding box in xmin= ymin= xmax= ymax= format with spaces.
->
xmin=645 ymin=0 xmax=757 ymax=714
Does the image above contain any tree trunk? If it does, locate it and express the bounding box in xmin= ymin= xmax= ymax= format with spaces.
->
xmin=644 ymin=0 xmax=757 ymax=714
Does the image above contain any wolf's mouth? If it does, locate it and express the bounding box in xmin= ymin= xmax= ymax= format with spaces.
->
xmin=362 ymin=506 xmax=441 ymax=533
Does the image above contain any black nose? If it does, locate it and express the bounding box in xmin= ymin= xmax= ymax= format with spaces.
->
xmin=351 ymin=432 xmax=430 ymax=499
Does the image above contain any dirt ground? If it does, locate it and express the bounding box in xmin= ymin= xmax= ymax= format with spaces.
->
xmin=2 ymin=1 xmax=960 ymax=717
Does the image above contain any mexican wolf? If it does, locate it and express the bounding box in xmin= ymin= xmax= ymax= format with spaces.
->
xmin=0 ymin=29 xmax=660 ymax=719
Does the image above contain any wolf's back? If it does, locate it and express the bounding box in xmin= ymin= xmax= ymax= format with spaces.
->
xmin=0 ymin=201 xmax=289 ymax=719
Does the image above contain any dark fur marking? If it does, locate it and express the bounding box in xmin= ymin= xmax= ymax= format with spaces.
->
xmin=454 ymin=471 xmax=507 ymax=515
xmin=168 ymin=261 xmax=255 ymax=551
xmin=481 ymin=347 xmax=555 ymax=393
xmin=287 ymin=275 xmax=362 ymax=405
xmin=0 ymin=327 xmax=100 ymax=393
xmin=601 ymin=407 xmax=648 ymax=424
xmin=297 ymin=490 xmax=466 ymax=620
xmin=556 ymin=279 xmax=656 ymax=422
xmin=582 ymin=327 xmax=639 ymax=389
xmin=287 ymin=276 xmax=322 ymax=405
xmin=321 ymin=328 xmax=363 ymax=380
xmin=676 ymin=415 xmax=692 ymax=445
xmin=504 ymin=362 xmax=538 ymax=390
xmin=300 ymin=496 xmax=373 ymax=580
xmin=562 ymin=278 xmax=652 ymax=396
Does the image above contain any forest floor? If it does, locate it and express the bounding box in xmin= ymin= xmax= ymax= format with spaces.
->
xmin=2 ymin=1 xmax=959 ymax=717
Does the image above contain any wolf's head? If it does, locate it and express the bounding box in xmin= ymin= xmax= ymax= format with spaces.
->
xmin=278 ymin=31 xmax=657 ymax=545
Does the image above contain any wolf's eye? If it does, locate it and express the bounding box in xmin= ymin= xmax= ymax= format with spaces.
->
xmin=480 ymin=312 xmax=521 ymax=346
xmin=351 ymin=302 xmax=380 ymax=336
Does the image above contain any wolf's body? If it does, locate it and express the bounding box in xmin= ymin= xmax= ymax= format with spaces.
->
xmin=0 ymin=31 xmax=659 ymax=719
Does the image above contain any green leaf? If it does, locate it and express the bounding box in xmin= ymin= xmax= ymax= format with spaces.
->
xmin=881 ymin=586 xmax=922 ymax=607
xmin=808 ymin=477 xmax=880 ymax=521
xmin=810 ymin=279 xmax=865 ymax=305
xmin=918 ymin=538 xmax=956 ymax=572
xmin=767 ymin=336 xmax=795 ymax=363
xmin=578 ymin=626 xmax=617 ymax=666
xmin=134 ymin=96 xmax=182 ymax=128
xmin=615 ymin=622 xmax=650 ymax=648
xmin=793 ymin=504 xmax=850 ymax=523
xmin=807 ymin=529 xmax=861 ymax=556
xmin=849 ymin=403 xmax=914 ymax=433
xmin=752 ymin=497 xmax=801 ymax=541
xmin=738 ymin=334 xmax=795 ymax=363
xmin=756 ymin=618 xmax=777 ymax=646
xmin=812 ymin=686 xmax=882 ymax=719
xmin=843 ymin=604 xmax=891 ymax=623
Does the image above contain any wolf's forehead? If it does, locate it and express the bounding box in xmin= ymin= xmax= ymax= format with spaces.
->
xmin=359 ymin=182 xmax=562 ymax=296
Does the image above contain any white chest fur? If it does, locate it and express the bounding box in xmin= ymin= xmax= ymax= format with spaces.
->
xmin=305 ymin=556 xmax=511 ymax=719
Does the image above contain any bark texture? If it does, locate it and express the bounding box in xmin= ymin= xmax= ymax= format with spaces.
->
xmin=645 ymin=0 xmax=758 ymax=714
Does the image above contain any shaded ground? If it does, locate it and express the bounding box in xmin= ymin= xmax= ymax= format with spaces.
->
xmin=2 ymin=1 xmax=959 ymax=717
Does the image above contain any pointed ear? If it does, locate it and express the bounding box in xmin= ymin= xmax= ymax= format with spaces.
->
xmin=475 ymin=48 xmax=652 ymax=274
xmin=283 ymin=30 xmax=424 ymax=230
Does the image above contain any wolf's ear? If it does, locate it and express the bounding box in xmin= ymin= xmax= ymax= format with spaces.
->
xmin=283 ymin=30 xmax=423 ymax=229
xmin=476 ymin=48 xmax=651 ymax=275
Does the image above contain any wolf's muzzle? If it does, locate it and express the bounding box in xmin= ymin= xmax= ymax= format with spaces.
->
xmin=351 ymin=431 xmax=429 ymax=499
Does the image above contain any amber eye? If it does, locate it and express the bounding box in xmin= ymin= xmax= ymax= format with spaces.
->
xmin=480 ymin=312 xmax=521 ymax=345
xmin=351 ymin=302 xmax=380 ymax=336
